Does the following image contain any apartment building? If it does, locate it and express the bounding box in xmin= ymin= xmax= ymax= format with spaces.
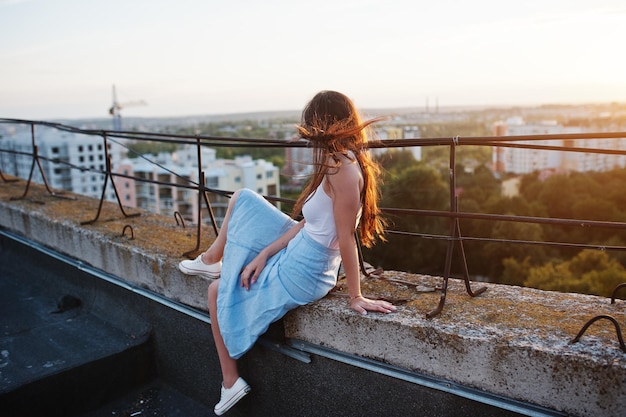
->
xmin=115 ymin=145 xmax=280 ymax=227
xmin=373 ymin=125 xmax=422 ymax=161
xmin=492 ymin=117 xmax=626 ymax=174
xmin=0 ymin=124 xmax=123 ymax=201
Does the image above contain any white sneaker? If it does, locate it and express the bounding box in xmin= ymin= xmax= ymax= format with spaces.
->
xmin=214 ymin=377 xmax=251 ymax=415
xmin=178 ymin=255 xmax=221 ymax=278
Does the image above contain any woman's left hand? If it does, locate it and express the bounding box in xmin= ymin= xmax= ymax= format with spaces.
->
xmin=241 ymin=254 xmax=267 ymax=290
xmin=350 ymin=296 xmax=397 ymax=316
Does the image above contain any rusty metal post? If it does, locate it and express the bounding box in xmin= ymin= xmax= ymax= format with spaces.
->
xmin=570 ymin=315 xmax=626 ymax=352
xmin=611 ymin=283 xmax=626 ymax=304
xmin=427 ymin=137 xmax=486 ymax=318
xmin=11 ymin=124 xmax=74 ymax=201
xmin=81 ymin=132 xmax=140 ymax=225
xmin=183 ymin=138 xmax=221 ymax=258
xmin=426 ymin=140 xmax=459 ymax=318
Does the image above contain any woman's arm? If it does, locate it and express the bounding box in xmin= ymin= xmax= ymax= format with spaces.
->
xmin=240 ymin=219 xmax=305 ymax=290
xmin=327 ymin=160 xmax=396 ymax=315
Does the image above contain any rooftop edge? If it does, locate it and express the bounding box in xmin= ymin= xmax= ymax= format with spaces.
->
xmin=0 ymin=178 xmax=624 ymax=417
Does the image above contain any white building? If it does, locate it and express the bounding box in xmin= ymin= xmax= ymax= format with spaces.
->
xmin=561 ymin=137 xmax=626 ymax=172
xmin=203 ymin=154 xmax=280 ymax=226
xmin=0 ymin=124 xmax=123 ymax=201
xmin=491 ymin=118 xmax=626 ymax=174
xmin=373 ymin=125 xmax=422 ymax=161
xmin=119 ymin=145 xmax=280 ymax=227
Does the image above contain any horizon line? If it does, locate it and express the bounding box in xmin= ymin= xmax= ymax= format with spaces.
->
xmin=35 ymin=100 xmax=626 ymax=123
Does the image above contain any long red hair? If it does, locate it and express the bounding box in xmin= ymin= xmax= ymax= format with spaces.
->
xmin=291 ymin=90 xmax=385 ymax=247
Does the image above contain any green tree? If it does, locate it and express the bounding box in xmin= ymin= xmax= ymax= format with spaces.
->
xmin=457 ymin=164 xmax=501 ymax=205
xmin=377 ymin=149 xmax=417 ymax=179
xmin=483 ymin=219 xmax=547 ymax=279
xmin=535 ymin=174 xmax=575 ymax=220
xmin=175 ymin=120 xmax=287 ymax=163
xmin=517 ymin=168 xmax=626 ymax=267
xmin=366 ymin=163 xmax=448 ymax=274
xmin=455 ymin=165 xmax=505 ymax=277
xmin=500 ymin=256 xmax=533 ymax=287
xmin=523 ymin=249 xmax=626 ymax=297
xmin=126 ymin=140 xmax=178 ymax=157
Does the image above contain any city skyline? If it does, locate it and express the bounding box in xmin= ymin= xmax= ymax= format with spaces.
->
xmin=1 ymin=0 xmax=626 ymax=120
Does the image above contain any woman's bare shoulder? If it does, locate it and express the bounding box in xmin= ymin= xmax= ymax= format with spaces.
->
xmin=327 ymin=154 xmax=362 ymax=194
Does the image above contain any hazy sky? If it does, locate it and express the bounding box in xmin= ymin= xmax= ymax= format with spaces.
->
xmin=1 ymin=0 xmax=625 ymax=120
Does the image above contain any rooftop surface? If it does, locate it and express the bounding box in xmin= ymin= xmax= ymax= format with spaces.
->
xmin=0 ymin=238 xmax=213 ymax=416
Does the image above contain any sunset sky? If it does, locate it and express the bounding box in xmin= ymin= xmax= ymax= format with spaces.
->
xmin=1 ymin=0 xmax=625 ymax=120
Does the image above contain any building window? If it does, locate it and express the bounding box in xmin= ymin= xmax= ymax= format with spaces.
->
xmin=52 ymin=147 xmax=59 ymax=154
xmin=235 ymin=176 xmax=241 ymax=183
xmin=207 ymin=176 xmax=219 ymax=187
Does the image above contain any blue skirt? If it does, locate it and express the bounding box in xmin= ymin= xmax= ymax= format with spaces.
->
xmin=217 ymin=189 xmax=341 ymax=359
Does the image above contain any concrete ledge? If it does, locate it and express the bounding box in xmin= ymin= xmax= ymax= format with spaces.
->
xmin=0 ymin=179 xmax=213 ymax=310
xmin=1 ymin=178 xmax=625 ymax=417
xmin=286 ymin=289 xmax=626 ymax=416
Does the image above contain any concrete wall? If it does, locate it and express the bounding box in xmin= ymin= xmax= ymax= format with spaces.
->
xmin=1 ymin=178 xmax=625 ymax=417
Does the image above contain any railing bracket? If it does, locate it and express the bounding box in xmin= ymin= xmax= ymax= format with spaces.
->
xmin=569 ymin=314 xmax=626 ymax=353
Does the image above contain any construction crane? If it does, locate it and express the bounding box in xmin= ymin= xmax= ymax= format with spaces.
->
xmin=109 ymin=85 xmax=147 ymax=130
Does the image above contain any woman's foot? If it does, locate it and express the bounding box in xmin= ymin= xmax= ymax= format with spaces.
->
xmin=214 ymin=377 xmax=251 ymax=415
xmin=178 ymin=255 xmax=221 ymax=278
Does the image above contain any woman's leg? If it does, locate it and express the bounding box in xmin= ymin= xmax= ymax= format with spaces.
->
xmin=201 ymin=190 xmax=241 ymax=264
xmin=208 ymin=279 xmax=239 ymax=388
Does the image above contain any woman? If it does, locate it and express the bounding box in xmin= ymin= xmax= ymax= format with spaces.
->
xmin=179 ymin=90 xmax=396 ymax=415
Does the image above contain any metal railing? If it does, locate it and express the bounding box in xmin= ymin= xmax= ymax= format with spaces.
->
xmin=1 ymin=118 xmax=626 ymax=334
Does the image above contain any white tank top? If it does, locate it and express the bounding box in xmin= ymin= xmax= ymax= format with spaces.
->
xmin=302 ymin=180 xmax=361 ymax=249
